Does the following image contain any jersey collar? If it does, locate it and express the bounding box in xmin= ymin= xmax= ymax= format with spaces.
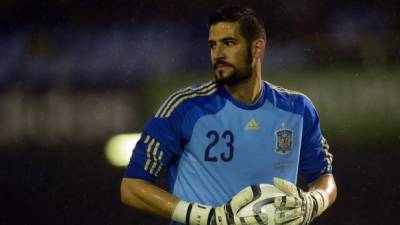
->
xmin=219 ymin=82 xmax=266 ymax=110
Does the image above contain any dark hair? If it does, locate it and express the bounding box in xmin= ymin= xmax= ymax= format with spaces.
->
xmin=208 ymin=6 xmax=266 ymax=44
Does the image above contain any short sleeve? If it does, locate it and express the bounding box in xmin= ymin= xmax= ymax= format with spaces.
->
xmin=124 ymin=109 xmax=184 ymax=181
xmin=299 ymin=97 xmax=333 ymax=183
xmin=124 ymin=81 xmax=218 ymax=181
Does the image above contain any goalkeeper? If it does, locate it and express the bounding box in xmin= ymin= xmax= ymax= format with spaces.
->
xmin=121 ymin=6 xmax=337 ymax=225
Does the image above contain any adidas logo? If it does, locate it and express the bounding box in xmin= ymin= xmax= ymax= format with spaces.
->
xmin=245 ymin=119 xmax=260 ymax=131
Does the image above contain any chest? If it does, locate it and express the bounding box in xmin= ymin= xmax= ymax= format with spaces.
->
xmin=185 ymin=102 xmax=303 ymax=168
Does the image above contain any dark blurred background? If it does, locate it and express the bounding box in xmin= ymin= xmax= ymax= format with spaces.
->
xmin=1 ymin=0 xmax=400 ymax=225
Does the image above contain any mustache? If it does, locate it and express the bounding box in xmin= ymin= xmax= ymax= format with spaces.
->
xmin=213 ymin=60 xmax=234 ymax=70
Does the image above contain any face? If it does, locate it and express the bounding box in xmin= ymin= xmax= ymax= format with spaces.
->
xmin=208 ymin=22 xmax=253 ymax=86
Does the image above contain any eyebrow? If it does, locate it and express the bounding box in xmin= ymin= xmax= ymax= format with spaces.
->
xmin=208 ymin=37 xmax=237 ymax=44
xmin=220 ymin=37 xmax=237 ymax=42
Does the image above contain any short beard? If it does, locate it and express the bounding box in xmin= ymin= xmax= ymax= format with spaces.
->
xmin=214 ymin=46 xmax=253 ymax=86
xmin=215 ymin=66 xmax=252 ymax=86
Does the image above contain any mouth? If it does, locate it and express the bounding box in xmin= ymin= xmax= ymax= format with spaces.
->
xmin=213 ymin=63 xmax=233 ymax=70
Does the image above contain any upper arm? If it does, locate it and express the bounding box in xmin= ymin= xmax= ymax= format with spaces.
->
xmin=299 ymin=96 xmax=333 ymax=183
xmin=124 ymin=117 xmax=184 ymax=182
xmin=124 ymin=107 xmax=184 ymax=182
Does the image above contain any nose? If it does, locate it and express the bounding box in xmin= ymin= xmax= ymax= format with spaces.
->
xmin=212 ymin=44 xmax=225 ymax=61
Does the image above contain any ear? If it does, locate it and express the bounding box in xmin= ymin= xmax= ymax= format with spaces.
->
xmin=252 ymin=38 xmax=266 ymax=58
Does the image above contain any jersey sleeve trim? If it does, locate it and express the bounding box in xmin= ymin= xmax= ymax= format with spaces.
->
xmin=124 ymin=133 xmax=168 ymax=180
xmin=143 ymin=135 xmax=166 ymax=177
xmin=320 ymin=136 xmax=333 ymax=174
xmin=154 ymin=81 xmax=217 ymax=118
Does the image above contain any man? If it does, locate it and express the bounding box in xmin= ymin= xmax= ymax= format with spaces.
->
xmin=121 ymin=6 xmax=337 ymax=225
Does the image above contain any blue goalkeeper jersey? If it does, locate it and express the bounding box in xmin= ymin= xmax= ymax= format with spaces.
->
xmin=124 ymin=81 xmax=332 ymax=223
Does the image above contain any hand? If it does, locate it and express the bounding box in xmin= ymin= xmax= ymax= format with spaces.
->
xmin=172 ymin=185 xmax=268 ymax=225
xmin=273 ymin=178 xmax=328 ymax=225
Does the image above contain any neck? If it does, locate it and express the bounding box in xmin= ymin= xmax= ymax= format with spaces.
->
xmin=224 ymin=62 xmax=262 ymax=105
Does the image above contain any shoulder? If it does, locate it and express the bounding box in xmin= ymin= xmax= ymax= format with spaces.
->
xmin=264 ymin=81 xmax=316 ymax=115
xmin=154 ymin=81 xmax=219 ymax=119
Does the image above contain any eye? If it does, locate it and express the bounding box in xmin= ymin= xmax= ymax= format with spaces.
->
xmin=208 ymin=43 xmax=216 ymax=49
xmin=224 ymin=40 xmax=235 ymax=46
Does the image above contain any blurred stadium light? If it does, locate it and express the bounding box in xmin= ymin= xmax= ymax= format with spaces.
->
xmin=105 ymin=133 xmax=141 ymax=167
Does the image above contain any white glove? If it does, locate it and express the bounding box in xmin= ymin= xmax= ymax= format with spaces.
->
xmin=172 ymin=185 xmax=269 ymax=225
xmin=273 ymin=178 xmax=328 ymax=225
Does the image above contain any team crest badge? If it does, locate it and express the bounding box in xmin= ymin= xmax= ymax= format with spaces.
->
xmin=275 ymin=129 xmax=293 ymax=155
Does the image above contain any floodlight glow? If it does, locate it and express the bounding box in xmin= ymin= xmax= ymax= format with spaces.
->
xmin=105 ymin=133 xmax=141 ymax=167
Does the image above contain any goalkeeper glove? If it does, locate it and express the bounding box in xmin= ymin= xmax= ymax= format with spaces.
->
xmin=272 ymin=178 xmax=328 ymax=225
xmin=171 ymin=185 xmax=269 ymax=225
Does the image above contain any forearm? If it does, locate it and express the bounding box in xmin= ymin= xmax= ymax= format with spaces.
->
xmin=121 ymin=177 xmax=271 ymax=225
xmin=308 ymin=174 xmax=337 ymax=208
xmin=120 ymin=177 xmax=179 ymax=220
